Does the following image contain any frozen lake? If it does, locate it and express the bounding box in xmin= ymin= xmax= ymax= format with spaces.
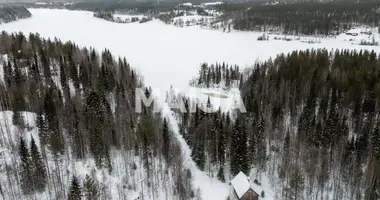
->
xmin=1 ymin=8 xmax=380 ymax=93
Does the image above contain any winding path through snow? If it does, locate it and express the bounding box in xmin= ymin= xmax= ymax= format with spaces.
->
xmin=161 ymin=104 xmax=230 ymax=199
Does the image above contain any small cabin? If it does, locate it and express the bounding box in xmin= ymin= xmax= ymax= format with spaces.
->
xmin=230 ymin=171 xmax=262 ymax=200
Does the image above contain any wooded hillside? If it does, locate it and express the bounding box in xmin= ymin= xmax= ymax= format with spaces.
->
xmin=0 ymin=31 xmax=195 ymax=200
xmin=180 ymin=49 xmax=380 ymax=200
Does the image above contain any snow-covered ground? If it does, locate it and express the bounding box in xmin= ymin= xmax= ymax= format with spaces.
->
xmin=2 ymin=8 xmax=380 ymax=200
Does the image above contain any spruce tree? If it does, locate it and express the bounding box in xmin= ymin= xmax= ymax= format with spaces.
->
xmin=209 ymin=119 xmax=218 ymax=164
xmin=30 ymin=136 xmax=47 ymax=192
xmin=19 ymin=137 xmax=33 ymax=194
xmin=217 ymin=119 xmax=226 ymax=166
xmin=12 ymin=110 xmax=24 ymax=127
xmin=192 ymin=142 xmax=205 ymax=170
xmin=372 ymin=121 xmax=380 ymax=161
xmin=217 ymin=166 xmax=225 ymax=182
xmin=288 ymin=168 xmax=304 ymax=200
xmin=72 ymin=106 xmax=84 ymax=159
xmin=281 ymin=131 xmax=290 ymax=177
xmin=230 ymin=117 xmax=249 ymax=176
xmin=83 ymin=174 xmax=98 ymax=200
xmin=3 ymin=60 xmax=12 ymax=87
xmin=36 ymin=111 xmax=48 ymax=145
xmin=256 ymin=116 xmax=266 ymax=169
xmin=59 ymin=55 xmax=68 ymax=89
xmin=84 ymin=90 xmax=111 ymax=170
xmin=68 ymin=175 xmax=82 ymax=200
xmin=44 ymin=88 xmax=64 ymax=154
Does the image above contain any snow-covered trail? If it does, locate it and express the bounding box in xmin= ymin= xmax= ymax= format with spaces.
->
xmin=161 ymin=104 xmax=230 ymax=200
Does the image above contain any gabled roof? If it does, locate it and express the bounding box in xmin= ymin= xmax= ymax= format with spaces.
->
xmin=231 ymin=171 xmax=262 ymax=199
xmin=231 ymin=172 xmax=251 ymax=198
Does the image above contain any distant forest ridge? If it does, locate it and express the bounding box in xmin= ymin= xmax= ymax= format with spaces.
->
xmin=3 ymin=0 xmax=380 ymax=36
xmin=0 ymin=6 xmax=31 ymax=24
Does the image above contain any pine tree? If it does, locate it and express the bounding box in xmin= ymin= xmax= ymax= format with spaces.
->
xmin=83 ymin=174 xmax=98 ymax=200
xmin=30 ymin=136 xmax=47 ymax=192
xmin=68 ymin=175 xmax=82 ymax=200
xmin=18 ymin=137 xmax=33 ymax=194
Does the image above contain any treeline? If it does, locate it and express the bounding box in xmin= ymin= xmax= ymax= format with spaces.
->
xmin=66 ymin=2 xmax=177 ymax=13
xmin=0 ymin=6 xmax=31 ymax=24
xmin=224 ymin=1 xmax=380 ymax=35
xmin=179 ymin=48 xmax=380 ymax=199
xmin=241 ymin=49 xmax=380 ymax=199
xmin=93 ymin=11 xmax=152 ymax=24
xmin=0 ymin=31 xmax=193 ymax=200
xmin=93 ymin=11 xmax=113 ymax=21
xmin=189 ymin=62 xmax=241 ymax=88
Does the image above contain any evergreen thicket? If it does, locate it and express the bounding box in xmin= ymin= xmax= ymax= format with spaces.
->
xmin=0 ymin=31 xmax=191 ymax=199
xmin=190 ymin=62 xmax=241 ymax=88
xmin=181 ymin=48 xmax=380 ymax=199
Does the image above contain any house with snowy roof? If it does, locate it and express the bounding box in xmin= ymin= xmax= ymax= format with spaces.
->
xmin=230 ymin=171 xmax=263 ymax=200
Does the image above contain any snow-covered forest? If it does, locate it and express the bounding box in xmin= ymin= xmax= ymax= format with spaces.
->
xmin=0 ymin=32 xmax=197 ymax=200
xmin=180 ymin=49 xmax=380 ymax=199
xmin=1 ymin=3 xmax=380 ymax=200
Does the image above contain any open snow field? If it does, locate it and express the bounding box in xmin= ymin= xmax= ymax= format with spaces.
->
xmin=2 ymin=8 xmax=380 ymax=200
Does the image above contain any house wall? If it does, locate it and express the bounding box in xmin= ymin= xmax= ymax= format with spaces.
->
xmin=241 ymin=189 xmax=259 ymax=200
